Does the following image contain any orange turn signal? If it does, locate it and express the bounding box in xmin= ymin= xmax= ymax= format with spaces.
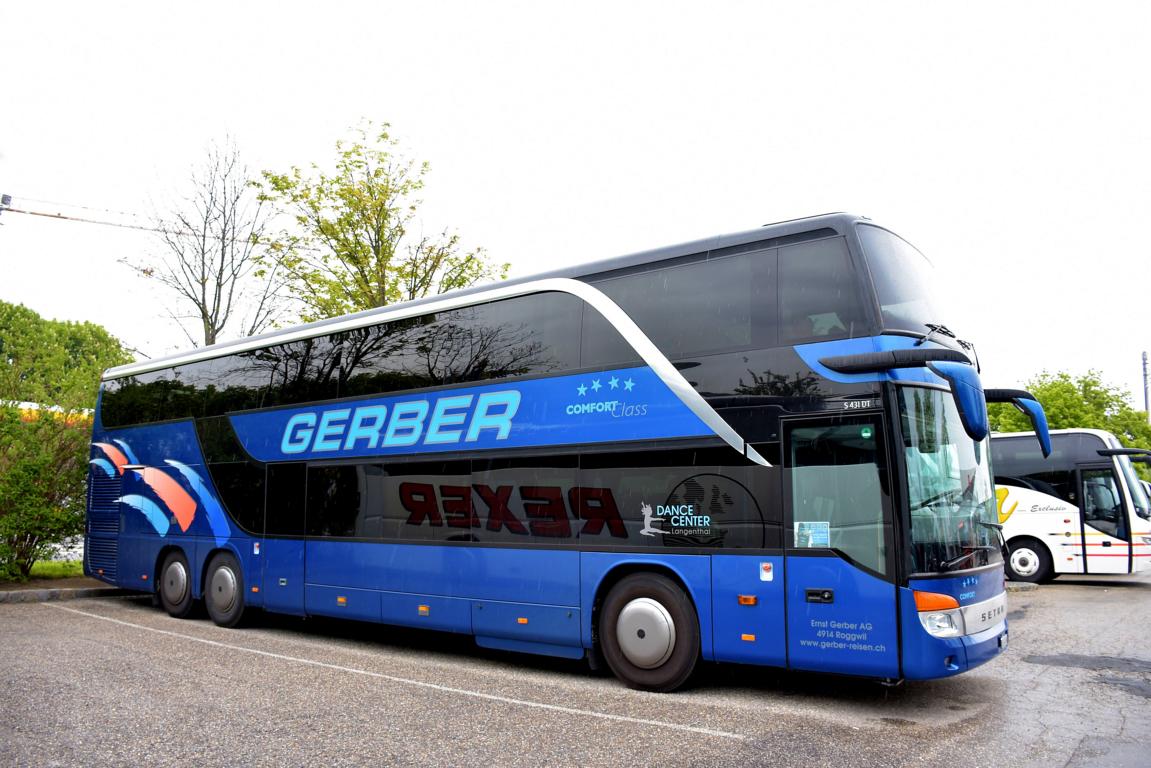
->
xmin=913 ymin=590 xmax=960 ymax=612
xmin=741 ymin=633 xmax=756 ymax=642
xmin=737 ymin=595 xmax=758 ymax=606
xmin=517 ymin=617 xmax=529 ymax=624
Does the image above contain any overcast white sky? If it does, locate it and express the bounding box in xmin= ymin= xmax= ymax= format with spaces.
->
xmin=1 ymin=2 xmax=1149 ymax=406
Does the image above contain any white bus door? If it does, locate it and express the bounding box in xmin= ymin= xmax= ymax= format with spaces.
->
xmin=1076 ymin=464 xmax=1131 ymax=575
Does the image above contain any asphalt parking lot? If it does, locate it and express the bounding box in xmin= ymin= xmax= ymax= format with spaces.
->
xmin=2 ymin=573 xmax=1149 ymax=768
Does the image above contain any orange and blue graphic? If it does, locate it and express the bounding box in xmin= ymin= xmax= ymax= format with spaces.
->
xmin=90 ymin=439 xmax=231 ymax=545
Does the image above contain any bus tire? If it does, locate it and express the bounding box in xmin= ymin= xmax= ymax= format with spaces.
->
xmin=204 ymin=552 xmax=246 ymax=628
xmin=1006 ymin=538 xmax=1052 ymax=583
xmin=600 ymin=573 xmax=699 ymax=692
xmin=159 ymin=550 xmax=195 ymax=619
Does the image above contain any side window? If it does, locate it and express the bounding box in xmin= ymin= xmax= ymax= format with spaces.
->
xmin=384 ymin=459 xmax=475 ymax=542
xmin=264 ymin=336 xmax=342 ymax=408
xmin=471 ymin=455 xmax=579 ymax=543
xmin=266 ymin=462 xmax=307 ymax=536
xmin=787 ymin=418 xmax=890 ymax=575
xmin=341 ymin=293 xmax=582 ymax=397
xmin=1081 ymin=468 xmax=1126 ymax=539
xmin=581 ymin=249 xmax=776 ymax=366
xmin=779 ymin=238 xmax=868 ymax=344
xmin=577 ymin=449 xmax=772 ymax=548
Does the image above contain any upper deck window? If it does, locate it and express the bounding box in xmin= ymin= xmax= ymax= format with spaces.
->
xmin=857 ymin=224 xmax=948 ymax=335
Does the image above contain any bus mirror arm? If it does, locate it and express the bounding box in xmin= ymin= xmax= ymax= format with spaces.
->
xmin=1098 ymin=448 xmax=1151 ymax=464
xmin=985 ymin=389 xmax=1052 ymax=459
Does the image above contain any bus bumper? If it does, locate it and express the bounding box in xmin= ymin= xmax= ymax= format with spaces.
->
xmin=901 ymin=590 xmax=1009 ymax=679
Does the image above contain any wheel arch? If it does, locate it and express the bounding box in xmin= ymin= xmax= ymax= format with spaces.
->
xmin=587 ymin=560 xmax=707 ymax=659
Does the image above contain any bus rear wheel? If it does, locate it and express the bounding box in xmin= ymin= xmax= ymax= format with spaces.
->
xmin=1006 ymin=538 xmax=1052 ymax=583
xmin=600 ymin=573 xmax=699 ymax=692
xmin=205 ymin=552 xmax=246 ymax=628
xmin=159 ymin=550 xmax=195 ymax=619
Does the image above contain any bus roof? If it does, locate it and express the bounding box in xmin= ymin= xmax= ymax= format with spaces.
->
xmin=105 ymin=212 xmax=877 ymax=381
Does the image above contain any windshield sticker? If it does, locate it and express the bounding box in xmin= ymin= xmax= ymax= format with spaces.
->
xmin=795 ymin=521 xmax=830 ymax=548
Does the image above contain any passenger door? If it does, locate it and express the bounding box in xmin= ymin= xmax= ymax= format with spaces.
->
xmin=783 ymin=415 xmax=900 ymax=678
xmin=1076 ymin=464 xmax=1131 ymax=574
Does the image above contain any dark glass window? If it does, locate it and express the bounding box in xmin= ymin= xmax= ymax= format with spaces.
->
xmin=472 ymin=455 xmax=579 ymax=543
xmin=207 ymin=461 xmax=265 ymax=535
xmin=266 ymin=463 xmax=307 ymax=536
xmin=307 ymin=463 xmax=390 ymax=538
xmin=991 ymin=434 xmax=1109 ymax=503
xmin=577 ymin=448 xmax=775 ymax=548
xmin=857 ymin=224 xmax=947 ymax=335
xmin=341 ymin=293 xmax=581 ymax=397
xmin=263 ymin=336 xmax=342 ymax=408
xmin=383 ymin=459 xmax=474 ymax=542
xmin=779 ymin=238 xmax=868 ymax=344
xmin=581 ymin=249 xmax=777 ymax=366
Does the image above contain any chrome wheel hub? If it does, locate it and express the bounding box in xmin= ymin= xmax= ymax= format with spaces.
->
xmin=162 ymin=560 xmax=188 ymax=605
xmin=616 ymin=597 xmax=676 ymax=669
xmin=208 ymin=565 xmax=238 ymax=614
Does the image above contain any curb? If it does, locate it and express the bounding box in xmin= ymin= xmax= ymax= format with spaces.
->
xmin=1005 ymin=582 xmax=1038 ymax=593
xmin=0 ymin=587 xmax=139 ymax=604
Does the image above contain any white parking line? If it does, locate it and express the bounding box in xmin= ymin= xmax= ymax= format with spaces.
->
xmin=45 ymin=602 xmax=745 ymax=741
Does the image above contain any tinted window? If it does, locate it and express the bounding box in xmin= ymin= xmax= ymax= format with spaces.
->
xmin=207 ymin=461 xmax=265 ymax=534
xmin=581 ymin=248 xmax=777 ymax=366
xmin=857 ymin=224 xmax=947 ymax=334
xmin=991 ymin=434 xmax=1109 ymax=502
xmin=382 ymin=459 xmax=476 ymax=542
xmin=342 ymin=293 xmax=581 ymax=397
xmin=779 ymin=238 xmax=869 ymax=344
xmin=266 ymin=462 xmax=307 ymax=536
xmin=577 ymin=448 xmax=776 ymax=548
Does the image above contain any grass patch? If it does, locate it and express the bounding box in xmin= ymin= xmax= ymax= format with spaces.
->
xmin=28 ymin=560 xmax=85 ymax=579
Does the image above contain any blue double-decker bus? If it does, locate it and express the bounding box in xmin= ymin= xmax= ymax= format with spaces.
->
xmin=86 ymin=213 xmax=1050 ymax=691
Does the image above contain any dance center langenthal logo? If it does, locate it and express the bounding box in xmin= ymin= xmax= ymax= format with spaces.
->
xmin=639 ymin=501 xmax=712 ymax=537
xmin=563 ymin=375 xmax=648 ymax=418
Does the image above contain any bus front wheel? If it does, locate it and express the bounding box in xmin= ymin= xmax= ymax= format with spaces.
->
xmin=600 ymin=573 xmax=699 ymax=692
xmin=159 ymin=550 xmax=195 ymax=619
xmin=204 ymin=552 xmax=246 ymax=628
xmin=1006 ymin=539 xmax=1053 ymax=583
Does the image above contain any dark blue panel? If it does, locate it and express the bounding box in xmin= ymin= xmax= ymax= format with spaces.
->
xmin=260 ymin=539 xmax=306 ymax=615
xmin=380 ymin=592 xmax=472 ymax=633
xmin=304 ymin=541 xmax=580 ymax=606
xmin=711 ymin=555 xmax=786 ymax=666
xmin=899 ymin=586 xmax=966 ymax=678
xmin=229 ymin=365 xmax=711 ymax=463
xmin=578 ymin=552 xmax=713 ymax=660
xmin=305 ymin=584 xmax=381 ymax=622
xmin=785 ymin=555 xmax=899 ymax=677
xmin=472 ymin=601 xmax=581 ymax=647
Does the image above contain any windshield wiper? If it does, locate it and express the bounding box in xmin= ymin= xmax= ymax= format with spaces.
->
xmin=914 ymin=323 xmax=957 ymax=347
xmin=940 ymin=546 xmax=996 ymax=572
xmin=976 ymin=520 xmax=1010 ymax=561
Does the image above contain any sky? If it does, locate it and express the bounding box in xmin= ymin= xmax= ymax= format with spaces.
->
xmin=1 ymin=1 xmax=1149 ymax=406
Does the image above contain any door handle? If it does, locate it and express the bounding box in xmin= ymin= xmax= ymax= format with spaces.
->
xmin=806 ymin=588 xmax=834 ymax=604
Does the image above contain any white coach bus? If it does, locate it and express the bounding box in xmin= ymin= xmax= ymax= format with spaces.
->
xmin=991 ymin=429 xmax=1151 ymax=582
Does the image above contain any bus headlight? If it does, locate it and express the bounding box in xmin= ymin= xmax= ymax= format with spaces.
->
xmin=918 ymin=609 xmax=966 ymax=638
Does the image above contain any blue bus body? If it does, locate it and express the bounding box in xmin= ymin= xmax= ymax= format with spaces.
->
xmin=87 ymin=213 xmax=1027 ymax=688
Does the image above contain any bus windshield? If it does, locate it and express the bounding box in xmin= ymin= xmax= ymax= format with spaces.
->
xmin=899 ymin=386 xmax=1001 ymax=573
xmin=858 ymin=224 xmax=951 ymax=335
xmin=1117 ymin=455 xmax=1151 ymax=519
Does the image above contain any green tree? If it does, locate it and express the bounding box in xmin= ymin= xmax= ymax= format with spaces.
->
xmin=0 ymin=301 xmax=132 ymax=579
xmin=988 ymin=371 xmax=1151 ymax=476
xmin=258 ymin=121 xmax=507 ymax=322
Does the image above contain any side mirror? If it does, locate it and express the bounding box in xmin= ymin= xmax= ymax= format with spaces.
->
xmin=985 ymin=388 xmax=1052 ymax=458
xmin=928 ymin=361 xmax=989 ymax=442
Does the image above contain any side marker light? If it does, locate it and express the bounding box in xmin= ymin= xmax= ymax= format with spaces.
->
xmin=418 ymin=605 xmax=430 ymax=616
xmin=517 ymin=617 xmax=529 ymax=625
xmin=737 ymin=595 xmax=758 ymax=606
xmin=741 ymin=634 xmax=756 ymax=642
